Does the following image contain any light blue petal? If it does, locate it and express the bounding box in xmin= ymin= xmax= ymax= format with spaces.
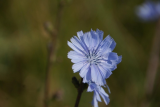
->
xmin=98 ymin=64 xmax=109 ymax=79
xmin=91 ymin=64 xmax=98 ymax=84
xmin=87 ymin=85 xmax=93 ymax=92
xmin=109 ymin=39 xmax=116 ymax=51
xmin=83 ymin=67 xmax=91 ymax=83
xmin=99 ymin=87 xmax=109 ymax=97
xmin=92 ymin=93 xmax=98 ymax=107
xmin=67 ymin=41 xmax=83 ymax=55
xmin=87 ymin=82 xmax=97 ymax=92
xmin=71 ymin=58 xmax=87 ymax=63
xmin=79 ymin=63 xmax=90 ymax=78
xmin=100 ymin=61 xmax=113 ymax=69
xmin=99 ymin=88 xmax=110 ymax=105
xmin=76 ymin=32 xmax=90 ymax=54
xmin=96 ymin=29 xmax=103 ymax=43
xmin=83 ymin=32 xmax=92 ymax=50
xmin=70 ymin=37 xmax=86 ymax=53
xmin=95 ymin=91 xmax=101 ymax=102
xmin=102 ymin=53 xmax=109 ymax=60
xmin=96 ymin=67 xmax=105 ymax=86
xmin=117 ymin=55 xmax=122 ymax=64
xmin=104 ymin=59 xmax=117 ymax=67
xmin=110 ymin=65 xmax=117 ymax=71
xmin=67 ymin=51 xmax=85 ymax=59
xmin=77 ymin=31 xmax=83 ymax=39
xmin=108 ymin=52 xmax=118 ymax=61
xmin=68 ymin=51 xmax=87 ymax=63
xmin=88 ymin=83 xmax=110 ymax=106
xmin=106 ymin=84 xmax=111 ymax=93
xmin=98 ymin=64 xmax=112 ymax=79
xmin=100 ymin=93 xmax=110 ymax=105
xmin=98 ymin=66 xmax=107 ymax=85
xmin=96 ymin=35 xmax=112 ymax=55
xmin=101 ymin=35 xmax=115 ymax=54
xmin=73 ymin=36 xmax=89 ymax=53
xmin=87 ymin=83 xmax=110 ymax=106
xmin=72 ymin=61 xmax=86 ymax=73
xmin=90 ymin=30 xmax=99 ymax=49
xmin=93 ymin=29 xmax=103 ymax=53
xmin=90 ymin=64 xmax=106 ymax=86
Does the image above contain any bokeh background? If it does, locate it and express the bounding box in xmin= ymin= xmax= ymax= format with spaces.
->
xmin=0 ymin=0 xmax=160 ymax=107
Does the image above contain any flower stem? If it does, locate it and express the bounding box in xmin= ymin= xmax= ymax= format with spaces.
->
xmin=43 ymin=1 xmax=64 ymax=107
xmin=74 ymin=78 xmax=84 ymax=107
xmin=145 ymin=19 xmax=160 ymax=96
xmin=141 ymin=19 xmax=160 ymax=107
xmin=44 ymin=42 xmax=54 ymax=107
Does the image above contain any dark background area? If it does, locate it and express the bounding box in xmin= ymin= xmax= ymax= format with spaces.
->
xmin=0 ymin=0 xmax=159 ymax=107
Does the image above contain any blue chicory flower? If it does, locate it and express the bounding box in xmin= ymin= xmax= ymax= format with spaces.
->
xmin=67 ymin=29 xmax=122 ymax=86
xmin=136 ymin=1 xmax=160 ymax=21
xmin=87 ymin=82 xmax=110 ymax=107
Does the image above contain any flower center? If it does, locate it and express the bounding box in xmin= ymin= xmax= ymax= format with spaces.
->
xmin=87 ymin=54 xmax=98 ymax=65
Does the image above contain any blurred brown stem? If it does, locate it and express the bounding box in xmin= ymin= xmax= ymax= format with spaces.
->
xmin=44 ymin=1 xmax=64 ymax=107
xmin=145 ymin=19 xmax=160 ymax=96
xmin=74 ymin=78 xmax=84 ymax=107
xmin=142 ymin=19 xmax=160 ymax=107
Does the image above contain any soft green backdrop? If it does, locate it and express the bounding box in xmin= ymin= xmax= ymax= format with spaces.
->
xmin=0 ymin=0 xmax=159 ymax=107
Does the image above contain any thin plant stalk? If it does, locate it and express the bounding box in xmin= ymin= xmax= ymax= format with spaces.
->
xmin=145 ymin=19 xmax=160 ymax=95
xmin=74 ymin=78 xmax=84 ymax=107
xmin=141 ymin=19 xmax=160 ymax=107
xmin=44 ymin=1 xmax=64 ymax=107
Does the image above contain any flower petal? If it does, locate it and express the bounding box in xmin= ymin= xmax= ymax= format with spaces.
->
xmin=108 ymin=52 xmax=118 ymax=61
xmin=95 ymin=91 xmax=101 ymax=102
xmin=96 ymin=67 xmax=106 ymax=86
xmin=74 ymin=36 xmax=89 ymax=52
xmin=96 ymin=29 xmax=103 ymax=43
xmin=98 ymin=64 xmax=112 ymax=79
xmin=99 ymin=35 xmax=114 ymax=55
xmin=77 ymin=31 xmax=83 ymax=39
xmin=87 ymin=82 xmax=97 ymax=92
xmin=83 ymin=32 xmax=92 ymax=50
xmin=68 ymin=51 xmax=87 ymax=63
xmin=109 ymin=39 xmax=116 ymax=51
xmin=91 ymin=64 xmax=98 ymax=83
xmin=67 ymin=41 xmax=83 ymax=55
xmin=68 ymin=51 xmax=85 ymax=59
xmin=70 ymin=37 xmax=85 ymax=52
xmin=87 ymin=84 xmax=93 ymax=92
xmin=92 ymin=93 xmax=98 ymax=107
xmin=90 ymin=30 xmax=99 ymax=49
xmin=72 ymin=61 xmax=86 ymax=73
xmin=79 ymin=63 xmax=90 ymax=78
xmin=100 ymin=93 xmax=110 ymax=105
xmin=117 ymin=55 xmax=122 ymax=64
xmin=71 ymin=58 xmax=87 ymax=63
xmin=99 ymin=88 xmax=110 ymax=105
xmin=106 ymin=84 xmax=111 ymax=93
xmin=99 ymin=87 xmax=109 ymax=97
xmin=83 ymin=67 xmax=91 ymax=83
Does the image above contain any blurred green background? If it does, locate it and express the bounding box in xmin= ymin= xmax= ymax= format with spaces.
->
xmin=0 ymin=0 xmax=160 ymax=107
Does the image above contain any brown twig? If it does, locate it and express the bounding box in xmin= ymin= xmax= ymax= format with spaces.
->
xmin=44 ymin=42 xmax=54 ymax=107
xmin=145 ymin=19 xmax=160 ymax=96
xmin=74 ymin=78 xmax=84 ymax=107
xmin=142 ymin=19 xmax=160 ymax=107
xmin=44 ymin=1 xmax=64 ymax=107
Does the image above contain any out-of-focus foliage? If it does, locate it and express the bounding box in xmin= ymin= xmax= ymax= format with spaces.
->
xmin=0 ymin=0 xmax=159 ymax=107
